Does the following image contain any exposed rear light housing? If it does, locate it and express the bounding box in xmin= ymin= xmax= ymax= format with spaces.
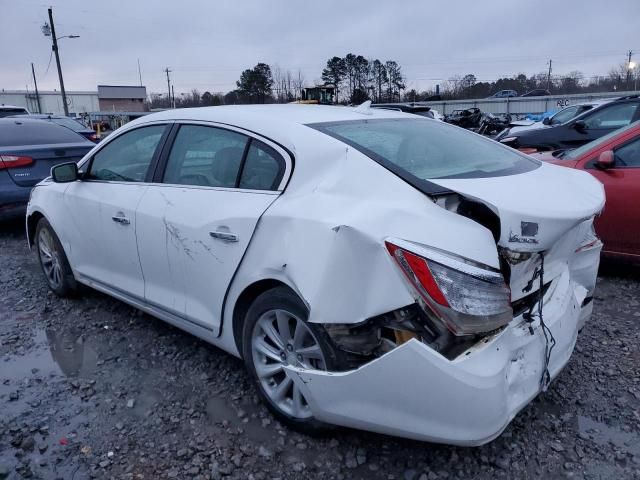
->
xmin=0 ymin=155 xmax=34 ymax=170
xmin=386 ymin=239 xmax=513 ymax=336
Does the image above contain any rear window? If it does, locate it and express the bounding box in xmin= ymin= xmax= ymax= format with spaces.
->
xmin=0 ymin=120 xmax=87 ymax=147
xmin=0 ymin=108 xmax=28 ymax=118
xmin=309 ymin=118 xmax=539 ymax=179
xmin=50 ymin=117 xmax=88 ymax=132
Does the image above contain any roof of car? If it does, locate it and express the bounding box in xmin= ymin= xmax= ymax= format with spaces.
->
xmin=133 ymin=104 xmax=408 ymax=126
xmin=10 ymin=114 xmax=64 ymax=119
xmin=126 ymin=104 xmax=413 ymax=150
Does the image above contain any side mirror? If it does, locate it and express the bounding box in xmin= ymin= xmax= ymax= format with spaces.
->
xmin=573 ymin=120 xmax=587 ymax=132
xmin=596 ymin=150 xmax=615 ymax=169
xmin=542 ymin=117 xmax=551 ymax=125
xmin=51 ymin=162 xmax=79 ymax=183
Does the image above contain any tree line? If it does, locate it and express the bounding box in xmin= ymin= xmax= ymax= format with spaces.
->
xmin=149 ymin=54 xmax=406 ymax=109
xmin=405 ymin=63 xmax=640 ymax=102
xmin=149 ymin=58 xmax=638 ymax=109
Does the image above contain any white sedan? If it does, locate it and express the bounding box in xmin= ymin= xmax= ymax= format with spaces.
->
xmin=26 ymin=104 xmax=604 ymax=445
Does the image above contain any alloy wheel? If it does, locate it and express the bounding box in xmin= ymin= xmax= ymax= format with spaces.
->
xmin=38 ymin=228 xmax=63 ymax=289
xmin=251 ymin=309 xmax=326 ymax=419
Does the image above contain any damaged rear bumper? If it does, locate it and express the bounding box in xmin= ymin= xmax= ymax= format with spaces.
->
xmin=285 ymin=269 xmax=590 ymax=446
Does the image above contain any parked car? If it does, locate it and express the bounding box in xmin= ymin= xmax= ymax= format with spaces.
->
xmin=0 ymin=118 xmax=94 ymax=220
xmin=444 ymin=107 xmax=483 ymax=129
xmin=498 ymin=96 xmax=640 ymax=152
xmin=0 ymin=105 xmax=29 ymax=118
xmin=10 ymin=114 xmax=99 ymax=142
xmin=530 ymin=120 xmax=640 ymax=262
xmin=371 ymin=102 xmax=441 ymax=120
xmin=27 ymin=105 xmax=604 ymax=446
xmin=520 ymin=89 xmax=551 ymax=97
xmin=495 ymin=100 xmax=612 ymax=139
xmin=489 ymin=90 xmax=518 ymax=98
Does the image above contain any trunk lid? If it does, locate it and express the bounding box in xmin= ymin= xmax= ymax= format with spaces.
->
xmin=0 ymin=143 xmax=92 ymax=187
xmin=428 ymin=162 xmax=604 ymax=253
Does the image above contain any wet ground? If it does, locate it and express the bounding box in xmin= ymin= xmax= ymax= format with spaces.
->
xmin=1 ymin=218 xmax=639 ymax=480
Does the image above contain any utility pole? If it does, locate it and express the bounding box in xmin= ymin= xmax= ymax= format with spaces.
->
xmin=164 ymin=68 xmax=172 ymax=108
xmin=31 ymin=63 xmax=42 ymax=114
xmin=137 ymin=58 xmax=143 ymax=87
xmin=546 ymin=59 xmax=552 ymax=91
xmin=172 ymin=85 xmax=175 ymax=109
xmin=627 ymin=50 xmax=633 ymax=90
xmin=48 ymin=7 xmax=69 ymax=116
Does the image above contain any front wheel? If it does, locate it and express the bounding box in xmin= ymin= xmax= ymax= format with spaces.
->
xmin=35 ymin=218 xmax=77 ymax=297
xmin=242 ymin=287 xmax=336 ymax=433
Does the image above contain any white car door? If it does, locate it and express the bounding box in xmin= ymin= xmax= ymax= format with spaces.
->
xmin=136 ymin=123 xmax=288 ymax=334
xmin=62 ymin=124 xmax=169 ymax=298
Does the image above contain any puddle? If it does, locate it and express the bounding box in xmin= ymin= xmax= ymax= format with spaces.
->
xmin=577 ymin=415 xmax=640 ymax=456
xmin=206 ymin=396 xmax=277 ymax=444
xmin=1 ymin=328 xmax=97 ymax=385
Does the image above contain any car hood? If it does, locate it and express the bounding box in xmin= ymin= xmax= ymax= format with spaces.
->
xmin=428 ymin=162 xmax=604 ymax=252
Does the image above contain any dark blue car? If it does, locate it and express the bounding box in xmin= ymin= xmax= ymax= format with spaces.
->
xmin=10 ymin=114 xmax=99 ymax=142
xmin=0 ymin=118 xmax=94 ymax=220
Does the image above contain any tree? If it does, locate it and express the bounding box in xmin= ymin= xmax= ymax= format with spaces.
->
xmin=224 ymin=90 xmax=239 ymax=105
xmin=385 ymin=60 xmax=405 ymax=101
xmin=236 ymin=63 xmax=274 ymax=103
xmin=292 ymin=70 xmax=304 ymax=100
xmin=201 ymin=91 xmax=214 ymax=105
xmin=351 ymin=87 xmax=369 ymax=104
xmin=371 ymin=59 xmax=387 ymax=102
xmin=321 ymin=56 xmax=347 ymax=103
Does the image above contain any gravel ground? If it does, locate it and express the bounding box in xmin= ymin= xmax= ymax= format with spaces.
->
xmin=1 ymin=218 xmax=639 ymax=480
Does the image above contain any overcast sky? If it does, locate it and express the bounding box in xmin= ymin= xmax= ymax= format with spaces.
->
xmin=2 ymin=0 xmax=639 ymax=96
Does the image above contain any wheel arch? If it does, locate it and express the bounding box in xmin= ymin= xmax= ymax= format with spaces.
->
xmin=26 ymin=209 xmax=46 ymax=248
xmin=231 ymin=278 xmax=299 ymax=357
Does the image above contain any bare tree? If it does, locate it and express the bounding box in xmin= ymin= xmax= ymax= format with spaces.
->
xmin=293 ymin=69 xmax=305 ymax=101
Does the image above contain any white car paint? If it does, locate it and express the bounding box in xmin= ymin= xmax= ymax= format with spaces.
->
xmin=27 ymin=104 xmax=604 ymax=445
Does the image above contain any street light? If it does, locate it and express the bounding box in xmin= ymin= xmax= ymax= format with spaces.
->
xmin=42 ymin=8 xmax=79 ymax=116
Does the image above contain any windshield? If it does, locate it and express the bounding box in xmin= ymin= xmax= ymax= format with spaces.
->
xmin=550 ymin=106 xmax=579 ymax=125
xmin=564 ymin=119 xmax=640 ymax=160
xmin=310 ymin=118 xmax=539 ymax=179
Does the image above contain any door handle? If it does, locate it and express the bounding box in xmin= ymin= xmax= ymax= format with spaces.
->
xmin=209 ymin=230 xmax=238 ymax=242
xmin=112 ymin=215 xmax=130 ymax=225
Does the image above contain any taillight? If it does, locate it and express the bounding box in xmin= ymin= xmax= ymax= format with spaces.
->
xmin=88 ymin=133 xmax=98 ymax=142
xmin=386 ymin=239 xmax=513 ymax=336
xmin=0 ymin=155 xmax=34 ymax=170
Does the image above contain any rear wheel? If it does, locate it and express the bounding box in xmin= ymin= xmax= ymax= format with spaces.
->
xmin=35 ymin=218 xmax=77 ymax=297
xmin=242 ymin=287 xmax=336 ymax=432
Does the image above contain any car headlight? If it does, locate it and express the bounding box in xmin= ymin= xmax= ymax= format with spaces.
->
xmin=499 ymin=136 xmax=518 ymax=144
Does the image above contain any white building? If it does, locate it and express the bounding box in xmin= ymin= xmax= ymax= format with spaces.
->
xmin=0 ymin=89 xmax=99 ymax=115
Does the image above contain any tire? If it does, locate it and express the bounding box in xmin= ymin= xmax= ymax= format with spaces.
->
xmin=242 ymin=286 xmax=338 ymax=433
xmin=35 ymin=218 xmax=77 ymax=297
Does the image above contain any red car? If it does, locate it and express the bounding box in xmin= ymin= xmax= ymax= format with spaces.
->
xmin=531 ymin=120 xmax=640 ymax=261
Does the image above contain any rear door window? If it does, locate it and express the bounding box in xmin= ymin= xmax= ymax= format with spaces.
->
xmin=238 ymin=141 xmax=284 ymax=190
xmin=162 ymin=125 xmax=248 ymax=187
